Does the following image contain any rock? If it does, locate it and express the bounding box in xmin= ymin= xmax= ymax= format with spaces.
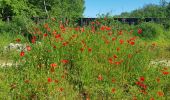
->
xmin=150 ymin=59 xmax=170 ymax=67
xmin=3 ymin=43 xmax=27 ymax=52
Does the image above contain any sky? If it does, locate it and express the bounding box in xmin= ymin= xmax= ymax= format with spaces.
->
xmin=84 ymin=0 xmax=170 ymax=18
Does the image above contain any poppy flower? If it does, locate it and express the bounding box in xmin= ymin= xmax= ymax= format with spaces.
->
xmin=116 ymin=47 xmax=120 ymax=52
xmin=59 ymin=87 xmax=64 ymax=92
xmin=162 ymin=71 xmax=169 ymax=75
xmin=88 ymin=48 xmax=92 ymax=52
xmin=50 ymin=63 xmax=57 ymax=68
xmin=111 ymin=88 xmax=116 ymax=93
xmin=53 ymin=45 xmax=57 ymax=49
xmin=43 ymin=33 xmax=48 ymax=37
xmin=16 ymin=39 xmax=21 ymax=42
xmin=129 ymin=41 xmax=135 ymax=46
xmin=156 ymin=77 xmax=160 ymax=83
xmin=138 ymin=29 xmax=142 ymax=34
xmin=108 ymin=58 xmax=113 ymax=64
xmin=150 ymin=97 xmax=154 ymax=100
xmin=119 ymin=39 xmax=124 ymax=44
xmin=20 ymin=51 xmax=25 ymax=57
xmin=44 ymin=23 xmax=48 ymax=28
xmin=100 ymin=26 xmax=105 ymax=31
xmin=26 ymin=46 xmax=31 ymax=51
xmin=81 ymin=27 xmax=85 ymax=32
xmin=106 ymin=26 xmax=111 ymax=31
xmin=113 ymin=55 xmax=118 ymax=59
xmin=139 ymin=76 xmax=145 ymax=82
xmin=31 ymin=39 xmax=36 ymax=43
xmin=47 ymin=28 xmax=51 ymax=32
xmin=112 ymin=78 xmax=116 ymax=83
xmin=63 ymin=42 xmax=68 ymax=46
xmin=98 ymin=74 xmax=103 ymax=81
xmin=55 ymin=34 xmax=61 ymax=39
xmin=112 ymin=37 xmax=116 ymax=41
xmin=157 ymin=91 xmax=164 ymax=97
xmin=48 ymin=78 xmax=52 ymax=83
xmin=61 ymin=60 xmax=69 ymax=64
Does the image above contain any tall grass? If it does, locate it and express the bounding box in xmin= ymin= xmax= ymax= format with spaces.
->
xmin=0 ymin=18 xmax=170 ymax=100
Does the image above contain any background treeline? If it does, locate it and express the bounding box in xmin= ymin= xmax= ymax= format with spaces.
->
xmin=115 ymin=0 xmax=170 ymax=18
xmin=1 ymin=0 xmax=170 ymax=34
xmin=0 ymin=0 xmax=85 ymax=33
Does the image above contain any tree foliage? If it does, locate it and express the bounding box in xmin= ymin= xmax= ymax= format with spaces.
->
xmin=116 ymin=0 xmax=170 ymax=18
xmin=0 ymin=0 xmax=85 ymax=21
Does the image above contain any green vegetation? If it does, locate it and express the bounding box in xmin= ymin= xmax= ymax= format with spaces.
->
xmin=0 ymin=18 xmax=170 ymax=99
xmin=0 ymin=0 xmax=170 ymax=99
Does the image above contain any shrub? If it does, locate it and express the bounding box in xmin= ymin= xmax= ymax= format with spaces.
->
xmin=135 ymin=22 xmax=164 ymax=40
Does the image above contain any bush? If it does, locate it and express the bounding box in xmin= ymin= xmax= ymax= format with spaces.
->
xmin=0 ymin=16 xmax=35 ymax=35
xmin=135 ymin=22 xmax=164 ymax=40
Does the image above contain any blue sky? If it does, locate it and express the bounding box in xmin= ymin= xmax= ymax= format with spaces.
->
xmin=84 ymin=0 xmax=170 ymax=18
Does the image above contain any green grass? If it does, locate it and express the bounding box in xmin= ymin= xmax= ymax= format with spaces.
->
xmin=0 ymin=20 xmax=170 ymax=100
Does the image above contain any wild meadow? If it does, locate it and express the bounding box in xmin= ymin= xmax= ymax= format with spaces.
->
xmin=0 ymin=17 xmax=170 ymax=100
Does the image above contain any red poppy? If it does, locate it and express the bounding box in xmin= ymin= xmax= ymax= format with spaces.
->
xmin=61 ymin=60 xmax=69 ymax=64
xmin=43 ymin=33 xmax=48 ymax=37
xmin=53 ymin=30 xmax=57 ymax=35
xmin=136 ymin=81 xmax=141 ymax=85
xmin=129 ymin=41 xmax=135 ymax=46
xmin=63 ymin=42 xmax=68 ymax=46
xmin=139 ymin=76 xmax=145 ymax=82
xmin=100 ymin=26 xmax=105 ymax=31
xmin=119 ymin=39 xmax=124 ymax=44
xmin=140 ymin=83 xmax=147 ymax=89
xmin=106 ymin=26 xmax=111 ymax=31
xmin=113 ymin=55 xmax=118 ymax=59
xmin=61 ymin=75 xmax=65 ymax=79
xmin=118 ymin=30 xmax=123 ymax=35
xmin=150 ymin=97 xmax=154 ymax=100
xmin=98 ymin=74 xmax=103 ymax=81
xmin=162 ymin=71 xmax=169 ymax=75
xmin=112 ymin=78 xmax=116 ymax=83
xmin=47 ymin=28 xmax=51 ymax=32
xmin=81 ymin=27 xmax=85 ymax=32
xmin=115 ymin=61 xmax=121 ymax=65
xmin=16 ymin=38 xmax=21 ymax=42
xmin=48 ymin=78 xmax=52 ymax=83
xmin=59 ymin=87 xmax=64 ymax=92
xmin=50 ymin=63 xmax=57 ymax=68
xmin=88 ymin=48 xmax=92 ymax=52
xmin=156 ymin=78 xmax=160 ymax=83
xmin=128 ymin=54 xmax=132 ymax=58
xmin=116 ymin=47 xmax=120 ymax=52
xmin=20 ymin=51 xmax=25 ymax=57
xmin=111 ymin=88 xmax=116 ymax=93
xmin=157 ymin=91 xmax=164 ymax=97
xmin=26 ymin=46 xmax=31 ymax=51
xmin=55 ymin=34 xmax=61 ymax=39
xmin=108 ymin=31 xmax=112 ymax=36
xmin=44 ymin=23 xmax=48 ymax=28
xmin=138 ymin=29 xmax=142 ymax=34
xmin=31 ymin=39 xmax=36 ymax=43
xmin=108 ymin=58 xmax=113 ymax=64
xmin=53 ymin=45 xmax=57 ymax=49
